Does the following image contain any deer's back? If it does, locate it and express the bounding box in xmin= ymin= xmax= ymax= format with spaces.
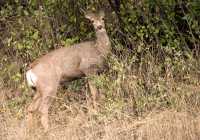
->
xmin=28 ymin=41 xmax=106 ymax=83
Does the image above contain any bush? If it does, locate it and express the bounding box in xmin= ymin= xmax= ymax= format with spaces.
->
xmin=0 ymin=0 xmax=200 ymax=116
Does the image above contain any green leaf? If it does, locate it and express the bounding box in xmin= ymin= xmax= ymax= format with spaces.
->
xmin=32 ymin=31 xmax=39 ymax=40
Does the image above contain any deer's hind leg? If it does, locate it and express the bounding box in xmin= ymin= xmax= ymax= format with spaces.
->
xmin=83 ymin=69 xmax=99 ymax=108
xmin=27 ymin=90 xmax=41 ymax=130
xmin=38 ymin=85 xmax=57 ymax=132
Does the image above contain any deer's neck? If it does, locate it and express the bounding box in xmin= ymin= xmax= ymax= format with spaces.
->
xmin=95 ymin=29 xmax=111 ymax=56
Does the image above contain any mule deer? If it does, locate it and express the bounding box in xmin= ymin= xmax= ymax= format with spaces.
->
xmin=26 ymin=10 xmax=111 ymax=131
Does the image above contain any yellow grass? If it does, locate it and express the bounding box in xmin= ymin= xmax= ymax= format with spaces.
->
xmin=1 ymin=101 xmax=200 ymax=140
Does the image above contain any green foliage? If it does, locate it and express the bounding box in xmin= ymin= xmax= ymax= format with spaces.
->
xmin=1 ymin=0 xmax=200 ymax=116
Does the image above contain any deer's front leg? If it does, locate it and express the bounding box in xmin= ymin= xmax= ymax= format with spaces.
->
xmin=83 ymin=69 xmax=99 ymax=108
xmin=88 ymin=80 xmax=98 ymax=108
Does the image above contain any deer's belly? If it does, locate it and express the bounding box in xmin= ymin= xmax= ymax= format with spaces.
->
xmin=61 ymin=69 xmax=84 ymax=81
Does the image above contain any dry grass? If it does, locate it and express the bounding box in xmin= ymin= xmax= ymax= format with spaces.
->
xmin=0 ymin=104 xmax=133 ymax=140
xmin=136 ymin=111 xmax=200 ymax=140
xmin=1 ymin=96 xmax=200 ymax=140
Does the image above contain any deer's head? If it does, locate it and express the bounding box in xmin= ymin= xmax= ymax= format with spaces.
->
xmin=85 ymin=10 xmax=105 ymax=31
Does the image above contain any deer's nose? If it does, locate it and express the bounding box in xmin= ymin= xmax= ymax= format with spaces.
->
xmin=97 ymin=25 xmax=103 ymax=30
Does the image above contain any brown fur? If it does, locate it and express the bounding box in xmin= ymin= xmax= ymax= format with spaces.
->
xmin=26 ymin=11 xmax=111 ymax=132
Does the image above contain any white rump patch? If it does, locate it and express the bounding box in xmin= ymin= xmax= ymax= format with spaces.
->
xmin=26 ymin=70 xmax=37 ymax=87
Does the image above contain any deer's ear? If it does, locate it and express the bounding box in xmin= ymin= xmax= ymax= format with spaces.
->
xmin=85 ymin=14 xmax=90 ymax=19
xmin=99 ymin=10 xmax=105 ymax=18
xmin=85 ymin=11 xmax=93 ymax=19
xmin=85 ymin=15 xmax=92 ymax=20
